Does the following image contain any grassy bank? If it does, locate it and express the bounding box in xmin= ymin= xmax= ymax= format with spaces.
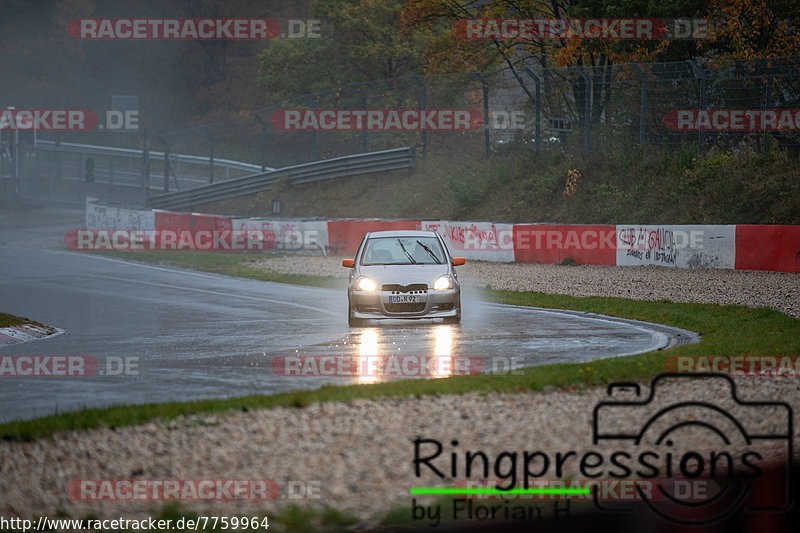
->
xmin=195 ymin=142 xmax=800 ymax=225
xmin=90 ymin=250 xmax=345 ymax=289
xmin=2 ymin=250 xmax=798 ymax=442
xmin=0 ymin=312 xmax=30 ymax=328
xmin=0 ymin=312 xmax=51 ymax=330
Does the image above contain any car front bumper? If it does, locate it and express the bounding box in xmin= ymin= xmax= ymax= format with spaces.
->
xmin=349 ymin=288 xmax=460 ymax=319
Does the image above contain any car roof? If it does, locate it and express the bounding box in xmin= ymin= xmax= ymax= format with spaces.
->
xmin=366 ymin=230 xmax=440 ymax=238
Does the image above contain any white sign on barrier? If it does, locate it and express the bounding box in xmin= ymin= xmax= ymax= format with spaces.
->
xmin=232 ymin=218 xmax=329 ymax=254
xmin=423 ymin=220 xmax=515 ymax=262
xmin=615 ymin=225 xmax=735 ymax=269
xmin=85 ymin=198 xmax=155 ymax=231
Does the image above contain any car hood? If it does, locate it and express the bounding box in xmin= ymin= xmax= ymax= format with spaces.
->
xmin=357 ymin=264 xmax=451 ymax=286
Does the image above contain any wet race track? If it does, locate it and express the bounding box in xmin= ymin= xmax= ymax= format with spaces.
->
xmin=0 ymin=208 xmax=695 ymax=422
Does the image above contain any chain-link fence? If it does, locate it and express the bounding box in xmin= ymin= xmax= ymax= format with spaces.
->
xmin=4 ymin=56 xmax=799 ymax=206
xmin=156 ymin=55 xmax=800 ymax=168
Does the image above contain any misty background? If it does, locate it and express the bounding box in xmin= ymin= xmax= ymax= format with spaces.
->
xmin=0 ymin=0 xmax=306 ymax=133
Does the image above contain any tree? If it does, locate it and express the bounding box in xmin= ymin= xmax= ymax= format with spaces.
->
xmin=401 ymin=0 xmax=715 ymax=128
xmin=257 ymin=0 xmax=431 ymax=104
xmin=702 ymin=0 xmax=800 ymax=59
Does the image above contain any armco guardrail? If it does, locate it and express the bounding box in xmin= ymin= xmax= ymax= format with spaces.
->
xmin=34 ymin=140 xmax=271 ymax=174
xmin=146 ymin=147 xmax=415 ymax=210
xmin=4 ymin=138 xmax=275 ymax=207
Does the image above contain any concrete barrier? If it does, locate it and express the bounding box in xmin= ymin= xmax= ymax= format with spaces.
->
xmin=83 ymin=199 xmax=800 ymax=273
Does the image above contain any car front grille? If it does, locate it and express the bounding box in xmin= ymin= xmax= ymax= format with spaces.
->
xmin=382 ymin=284 xmax=428 ymax=293
xmin=384 ymin=302 xmax=426 ymax=313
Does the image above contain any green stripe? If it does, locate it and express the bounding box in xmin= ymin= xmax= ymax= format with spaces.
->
xmin=409 ymin=487 xmax=590 ymax=496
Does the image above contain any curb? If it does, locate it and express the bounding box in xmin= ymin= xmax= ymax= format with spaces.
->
xmin=0 ymin=324 xmax=63 ymax=347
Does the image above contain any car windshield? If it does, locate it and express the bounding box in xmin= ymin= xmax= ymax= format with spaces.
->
xmin=361 ymin=237 xmax=445 ymax=265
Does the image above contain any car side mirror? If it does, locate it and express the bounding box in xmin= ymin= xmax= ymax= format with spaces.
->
xmin=342 ymin=259 xmax=354 ymax=268
xmin=452 ymin=257 xmax=466 ymax=266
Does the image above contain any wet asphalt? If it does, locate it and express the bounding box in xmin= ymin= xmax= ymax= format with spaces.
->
xmin=0 ymin=206 xmax=695 ymax=422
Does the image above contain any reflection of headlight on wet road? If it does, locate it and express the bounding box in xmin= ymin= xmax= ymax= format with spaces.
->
xmin=360 ymin=329 xmax=378 ymax=356
xmin=358 ymin=329 xmax=379 ymax=384
xmin=434 ymin=325 xmax=453 ymax=356
xmin=433 ymin=325 xmax=454 ymax=379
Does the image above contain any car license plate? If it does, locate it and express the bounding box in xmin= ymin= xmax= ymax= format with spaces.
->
xmin=390 ymin=295 xmax=419 ymax=303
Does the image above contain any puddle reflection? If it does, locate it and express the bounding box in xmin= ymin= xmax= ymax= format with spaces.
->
xmin=354 ymin=324 xmax=458 ymax=383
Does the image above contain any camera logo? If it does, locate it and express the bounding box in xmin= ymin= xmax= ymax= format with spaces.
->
xmin=592 ymin=373 xmax=793 ymax=525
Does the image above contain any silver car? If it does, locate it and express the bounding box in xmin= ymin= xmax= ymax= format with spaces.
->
xmin=342 ymin=230 xmax=465 ymax=326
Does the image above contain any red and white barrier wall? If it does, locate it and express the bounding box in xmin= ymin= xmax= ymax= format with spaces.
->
xmin=84 ymin=198 xmax=800 ymax=273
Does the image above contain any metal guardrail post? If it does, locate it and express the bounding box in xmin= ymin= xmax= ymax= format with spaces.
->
xmin=205 ymin=127 xmax=214 ymax=183
xmin=470 ymin=71 xmax=491 ymax=158
xmin=687 ymin=60 xmax=706 ymax=155
xmin=524 ymin=68 xmax=542 ymax=154
xmin=631 ymin=64 xmax=647 ymax=145
xmin=572 ymin=67 xmax=592 ymax=156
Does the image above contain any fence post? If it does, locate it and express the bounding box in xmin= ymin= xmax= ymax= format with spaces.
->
xmin=756 ymin=58 xmax=772 ymax=153
xmin=687 ymin=60 xmax=706 ymax=155
xmin=108 ymin=155 xmax=114 ymax=203
xmin=470 ymin=71 xmax=491 ymax=158
xmin=55 ymin=138 xmax=61 ymax=185
xmin=631 ymin=64 xmax=647 ymax=145
xmin=6 ymin=107 xmax=20 ymax=200
xmin=572 ymin=67 xmax=591 ymax=156
xmin=141 ymin=128 xmax=150 ymax=205
xmin=411 ymin=75 xmax=427 ymax=160
xmin=251 ymin=113 xmax=268 ymax=171
xmin=351 ymin=84 xmax=368 ymax=153
xmin=524 ymin=68 xmax=542 ymax=154
xmin=157 ymin=134 xmax=170 ymax=192
xmin=205 ymin=127 xmax=214 ymax=183
xmin=301 ymin=95 xmax=317 ymax=161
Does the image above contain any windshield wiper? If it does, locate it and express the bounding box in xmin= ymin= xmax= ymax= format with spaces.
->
xmin=397 ymin=239 xmax=416 ymax=264
xmin=416 ymin=240 xmax=442 ymax=264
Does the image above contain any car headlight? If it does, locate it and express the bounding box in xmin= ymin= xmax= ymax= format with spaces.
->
xmin=356 ymin=277 xmax=376 ymax=291
xmin=433 ymin=276 xmax=453 ymax=290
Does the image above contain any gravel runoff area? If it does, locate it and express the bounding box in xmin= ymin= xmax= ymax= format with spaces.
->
xmin=249 ymin=255 xmax=800 ymax=318
xmin=2 ymin=257 xmax=798 ymax=526
xmin=1 ymin=379 xmax=799 ymax=525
